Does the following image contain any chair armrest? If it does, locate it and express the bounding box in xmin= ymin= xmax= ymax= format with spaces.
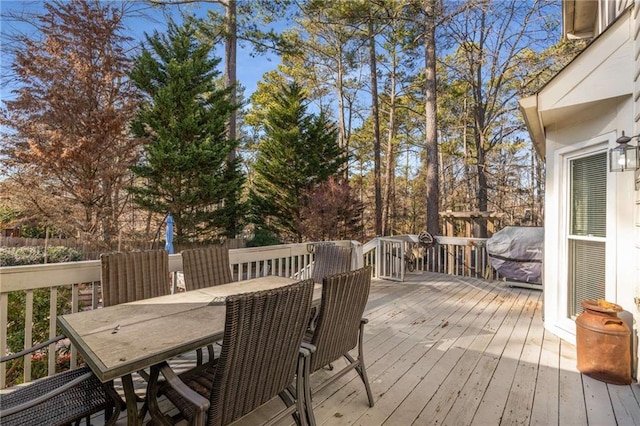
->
xmin=1 ymin=335 xmax=66 ymax=363
xmin=157 ymin=362 xmax=210 ymax=413
xmin=0 ymin=371 xmax=94 ymax=417
xmin=360 ymin=318 xmax=369 ymax=325
xmin=300 ymin=342 xmax=316 ymax=357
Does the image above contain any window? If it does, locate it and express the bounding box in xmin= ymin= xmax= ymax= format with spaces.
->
xmin=568 ymin=151 xmax=607 ymax=316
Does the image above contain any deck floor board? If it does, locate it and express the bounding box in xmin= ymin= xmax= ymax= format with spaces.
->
xmin=82 ymin=272 xmax=639 ymax=425
xmin=529 ymin=328 xmax=561 ymax=425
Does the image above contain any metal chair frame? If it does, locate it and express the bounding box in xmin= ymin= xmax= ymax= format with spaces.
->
xmin=146 ymin=280 xmax=315 ymax=426
xmin=310 ymin=244 xmax=352 ymax=284
xmin=100 ymin=249 xmax=170 ymax=307
xmin=181 ymin=246 xmax=233 ymax=291
xmin=303 ymin=267 xmax=375 ymax=426
xmin=0 ymin=335 xmax=122 ymax=426
xmin=181 ymin=246 xmax=234 ymax=365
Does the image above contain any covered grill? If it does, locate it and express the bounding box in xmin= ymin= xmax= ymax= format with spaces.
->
xmin=486 ymin=226 xmax=543 ymax=288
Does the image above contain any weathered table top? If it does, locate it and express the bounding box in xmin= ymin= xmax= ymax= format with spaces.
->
xmin=58 ymin=276 xmax=318 ymax=382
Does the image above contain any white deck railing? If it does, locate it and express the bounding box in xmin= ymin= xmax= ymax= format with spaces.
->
xmin=0 ymin=237 xmax=497 ymax=390
xmin=0 ymin=240 xmax=359 ymax=389
xmin=362 ymin=235 xmax=499 ymax=281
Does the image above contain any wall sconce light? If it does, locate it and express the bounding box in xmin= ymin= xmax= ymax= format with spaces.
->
xmin=610 ymin=131 xmax=639 ymax=172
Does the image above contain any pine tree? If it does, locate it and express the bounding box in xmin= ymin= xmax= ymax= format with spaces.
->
xmin=129 ymin=19 xmax=245 ymax=243
xmin=250 ymin=82 xmax=346 ymax=242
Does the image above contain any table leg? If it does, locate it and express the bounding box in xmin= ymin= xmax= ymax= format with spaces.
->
xmin=122 ymin=374 xmax=142 ymax=426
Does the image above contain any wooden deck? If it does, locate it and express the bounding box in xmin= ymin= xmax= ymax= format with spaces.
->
xmin=100 ymin=272 xmax=640 ymax=425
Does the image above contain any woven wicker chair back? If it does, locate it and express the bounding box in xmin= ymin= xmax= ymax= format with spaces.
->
xmin=100 ymin=250 xmax=170 ymax=307
xmin=311 ymin=244 xmax=352 ymax=284
xmin=209 ymin=279 xmax=314 ymax=426
xmin=181 ymin=246 xmax=232 ymax=290
xmin=309 ymin=266 xmax=372 ymax=372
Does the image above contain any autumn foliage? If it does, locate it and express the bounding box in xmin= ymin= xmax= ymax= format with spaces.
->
xmin=1 ymin=1 xmax=141 ymax=244
xmin=297 ymin=177 xmax=364 ymax=242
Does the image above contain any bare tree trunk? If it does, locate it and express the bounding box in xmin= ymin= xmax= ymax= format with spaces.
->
xmin=225 ymin=0 xmax=237 ymax=161
xmin=368 ymin=15 xmax=382 ymax=236
xmin=475 ymin=132 xmax=489 ymax=236
xmin=336 ymin=47 xmax=346 ymax=150
xmin=534 ymin=150 xmax=544 ymax=226
xmin=462 ymin=98 xmax=473 ymax=210
xmin=335 ymin=46 xmax=350 ymax=178
xmin=102 ymin=180 xmax=115 ymax=246
xmin=424 ymin=0 xmax=439 ymax=236
xmin=473 ymin=2 xmax=488 ymax=237
xmin=382 ymin=66 xmax=397 ymax=236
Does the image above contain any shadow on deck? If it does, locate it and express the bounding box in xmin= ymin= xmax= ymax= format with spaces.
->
xmin=97 ymin=272 xmax=640 ymax=425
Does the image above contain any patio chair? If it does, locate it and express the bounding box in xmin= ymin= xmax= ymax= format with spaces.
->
xmin=100 ymin=249 xmax=170 ymax=307
xmin=100 ymin=249 xmax=170 ymax=391
xmin=181 ymin=246 xmax=233 ymax=290
xmin=310 ymin=244 xmax=352 ymax=284
xmin=181 ymin=246 xmax=233 ymax=364
xmin=303 ymin=266 xmax=374 ymax=426
xmin=307 ymin=244 xmax=353 ymax=334
xmin=0 ymin=335 xmax=122 ymax=426
xmin=146 ymin=279 xmax=315 ymax=426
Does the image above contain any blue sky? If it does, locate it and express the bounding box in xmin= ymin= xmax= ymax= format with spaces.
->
xmin=0 ymin=0 xmax=281 ymax=103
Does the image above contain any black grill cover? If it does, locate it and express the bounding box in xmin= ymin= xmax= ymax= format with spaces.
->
xmin=486 ymin=226 xmax=543 ymax=285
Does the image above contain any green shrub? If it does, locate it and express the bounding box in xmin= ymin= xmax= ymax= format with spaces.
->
xmin=246 ymin=227 xmax=281 ymax=247
xmin=0 ymin=246 xmax=82 ymax=266
xmin=46 ymin=246 xmax=82 ymax=263
xmin=0 ymin=250 xmax=15 ymax=266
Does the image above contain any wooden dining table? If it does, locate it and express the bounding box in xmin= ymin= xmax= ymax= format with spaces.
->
xmin=57 ymin=275 xmax=320 ymax=425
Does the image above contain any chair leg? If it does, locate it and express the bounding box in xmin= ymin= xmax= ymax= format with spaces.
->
xmin=104 ymin=380 xmax=125 ymax=426
xmin=147 ymin=364 xmax=173 ymax=426
xmin=303 ymin=355 xmax=316 ymax=426
xmin=296 ymin=355 xmax=309 ymax=426
xmin=207 ymin=344 xmax=216 ymax=365
xmin=281 ymin=385 xmax=296 ymax=407
xmin=279 ymin=384 xmax=302 ymax=425
xmin=357 ymin=324 xmax=375 ymax=407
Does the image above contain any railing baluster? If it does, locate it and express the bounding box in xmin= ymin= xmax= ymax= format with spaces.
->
xmin=1 ymin=238 xmax=499 ymax=390
xmin=24 ymin=289 xmax=33 ymax=383
xmin=300 ymin=254 xmax=307 ymax=280
xmin=71 ymin=284 xmax=79 ymax=368
xmin=1 ymin=292 xmax=8 ymax=388
xmin=92 ymin=281 xmax=99 ymax=309
xmin=49 ymin=287 xmax=57 ymax=375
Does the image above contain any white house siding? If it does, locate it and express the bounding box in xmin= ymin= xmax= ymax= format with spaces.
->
xmin=632 ymin=3 xmax=640 ymax=372
xmin=520 ymin=4 xmax=640 ymax=379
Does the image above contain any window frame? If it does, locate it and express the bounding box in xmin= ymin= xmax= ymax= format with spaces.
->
xmin=555 ymin=133 xmax=617 ymax=336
